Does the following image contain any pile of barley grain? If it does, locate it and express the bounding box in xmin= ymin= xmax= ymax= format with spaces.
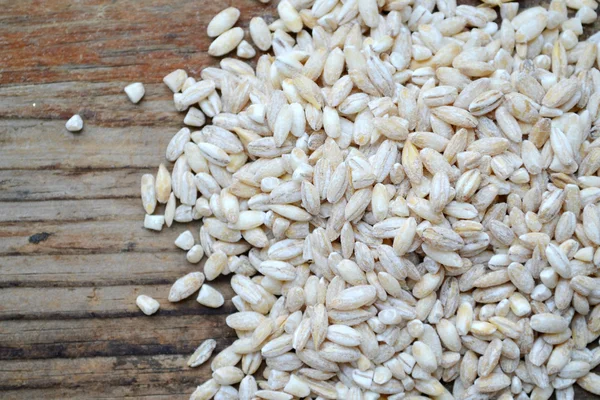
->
xmin=137 ymin=0 xmax=600 ymax=399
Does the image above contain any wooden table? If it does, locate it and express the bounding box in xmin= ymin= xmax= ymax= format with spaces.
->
xmin=0 ymin=1 xmax=276 ymax=398
xmin=1 ymin=1 xmax=598 ymax=399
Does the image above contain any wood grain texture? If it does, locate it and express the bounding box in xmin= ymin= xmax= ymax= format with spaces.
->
xmin=1 ymin=0 xmax=598 ymax=399
xmin=1 ymin=0 xmax=274 ymax=397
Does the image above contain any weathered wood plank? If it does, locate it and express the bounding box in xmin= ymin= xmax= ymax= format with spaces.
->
xmin=0 ymin=0 xmax=275 ymax=86
xmin=0 ymin=199 xmax=144 ymax=222
xmin=1 ymin=389 xmax=190 ymax=400
xmin=0 ymin=119 xmax=177 ymax=169
xmin=0 ymin=354 xmax=210 ymax=399
xmin=0 ymin=82 xmax=181 ymax=128
xmin=0 ymin=315 xmax=234 ymax=360
xmin=0 ymin=281 xmax=236 ymax=320
xmin=0 ymin=168 xmax=149 ymax=201
xmin=0 ymin=218 xmax=193 ymax=255
xmin=0 ymin=253 xmax=199 ymax=288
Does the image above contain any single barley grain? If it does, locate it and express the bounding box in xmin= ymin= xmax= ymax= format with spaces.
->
xmin=65 ymin=114 xmax=83 ymax=132
xmin=124 ymin=82 xmax=145 ymax=104
xmin=136 ymin=295 xmax=160 ymax=315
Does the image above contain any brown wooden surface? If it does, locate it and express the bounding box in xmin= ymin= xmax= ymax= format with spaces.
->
xmin=1 ymin=0 xmax=599 ymax=399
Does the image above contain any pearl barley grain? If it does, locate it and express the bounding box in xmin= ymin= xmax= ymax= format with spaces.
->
xmin=186 ymin=244 xmax=204 ymax=264
xmin=249 ymin=17 xmax=272 ymax=51
xmin=208 ymin=27 xmax=244 ymax=57
xmin=188 ymin=339 xmax=217 ymax=368
xmin=168 ymin=272 xmax=204 ymax=302
xmin=196 ymin=284 xmax=225 ymax=308
xmin=124 ymin=82 xmax=145 ymax=104
xmin=207 ymin=7 xmax=240 ymax=38
xmin=183 ymin=107 xmax=206 ymax=127
xmin=237 ymin=40 xmax=256 ymax=59
xmin=65 ymin=114 xmax=83 ymax=132
xmin=143 ymin=214 xmax=164 ymax=231
xmin=174 ymin=230 xmax=195 ymax=251
xmin=163 ymin=69 xmax=187 ymax=93
xmin=136 ymin=295 xmax=160 ymax=315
